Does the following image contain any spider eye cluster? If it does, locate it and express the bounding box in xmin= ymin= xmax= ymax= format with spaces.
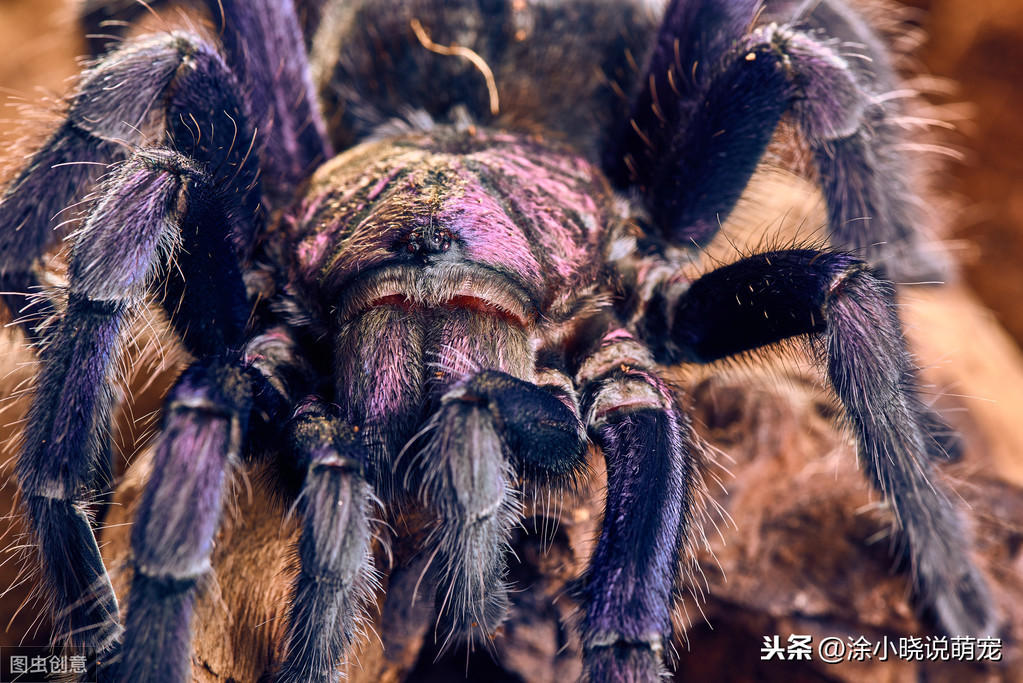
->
xmin=394 ymin=225 xmax=453 ymax=255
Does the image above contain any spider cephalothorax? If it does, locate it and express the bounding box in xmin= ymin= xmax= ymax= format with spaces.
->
xmin=0 ymin=0 xmax=997 ymax=681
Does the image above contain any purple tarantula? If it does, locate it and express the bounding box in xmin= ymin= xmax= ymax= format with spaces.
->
xmin=0 ymin=0 xmax=997 ymax=680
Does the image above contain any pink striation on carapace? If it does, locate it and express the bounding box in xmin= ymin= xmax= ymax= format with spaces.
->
xmin=287 ymin=127 xmax=615 ymax=321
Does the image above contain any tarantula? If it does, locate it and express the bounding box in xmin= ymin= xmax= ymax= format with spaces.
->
xmin=0 ymin=0 xmax=996 ymax=680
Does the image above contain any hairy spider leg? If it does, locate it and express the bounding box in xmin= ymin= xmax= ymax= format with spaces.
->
xmin=604 ymin=0 xmax=991 ymax=640
xmin=79 ymin=0 xmax=326 ymax=67
xmin=118 ymin=359 xmax=255 ymax=681
xmin=276 ymin=398 xmax=378 ymax=683
xmin=14 ymin=152 xmax=223 ymax=655
xmin=19 ymin=149 xmax=260 ymax=680
xmin=207 ymin=0 xmax=333 ymax=190
xmin=608 ymin=0 xmax=941 ymax=280
xmin=2 ymin=0 xmax=328 ymax=338
xmin=125 ymin=320 xmax=366 ymax=683
xmin=604 ymin=0 xmax=767 ymax=244
xmin=0 ymin=36 xmax=213 ymax=338
xmin=118 ymin=319 xmax=308 ymax=683
xmin=571 ymin=325 xmax=695 ymax=682
xmin=637 ymin=249 xmax=995 ymax=637
xmin=77 ymin=0 xmax=330 ymax=192
xmin=770 ymin=0 xmax=941 ymax=281
xmin=14 ymin=33 xmax=272 ymax=672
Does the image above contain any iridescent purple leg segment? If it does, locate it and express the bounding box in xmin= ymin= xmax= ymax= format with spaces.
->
xmin=119 ymin=360 xmax=253 ymax=681
xmin=0 ymin=34 xmax=217 ymax=336
xmin=77 ymin=0 xmax=330 ymax=188
xmin=16 ymin=47 xmax=264 ymax=671
xmin=17 ymin=297 xmax=122 ymax=649
xmin=774 ymin=0 xmax=937 ymax=278
xmin=574 ymin=327 xmax=693 ymax=682
xmin=211 ymin=0 xmax=332 ymax=189
xmin=606 ymin=0 xmax=782 ymax=245
xmin=17 ymin=154 xmax=200 ymax=656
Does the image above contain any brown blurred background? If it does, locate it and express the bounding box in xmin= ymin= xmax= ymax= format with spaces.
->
xmin=910 ymin=0 xmax=1023 ymax=347
xmin=1 ymin=0 xmax=1022 ymax=680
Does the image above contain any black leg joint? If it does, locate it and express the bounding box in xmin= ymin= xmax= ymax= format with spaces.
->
xmin=452 ymin=370 xmax=586 ymax=481
xmin=653 ymin=249 xmax=863 ymax=363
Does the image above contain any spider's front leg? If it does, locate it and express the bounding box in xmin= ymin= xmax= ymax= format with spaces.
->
xmin=605 ymin=0 xmax=991 ymax=645
xmin=120 ymin=358 xmax=262 ymax=680
xmin=571 ymin=323 xmax=697 ymax=682
xmin=0 ymin=36 xmax=200 ymax=337
xmin=16 ymin=147 xmax=247 ymax=657
xmin=1 ymin=0 xmax=330 ymax=337
xmin=11 ymin=33 xmax=269 ymax=678
xmin=129 ymin=331 xmax=375 ymax=683
xmin=637 ymin=249 xmax=996 ymax=637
